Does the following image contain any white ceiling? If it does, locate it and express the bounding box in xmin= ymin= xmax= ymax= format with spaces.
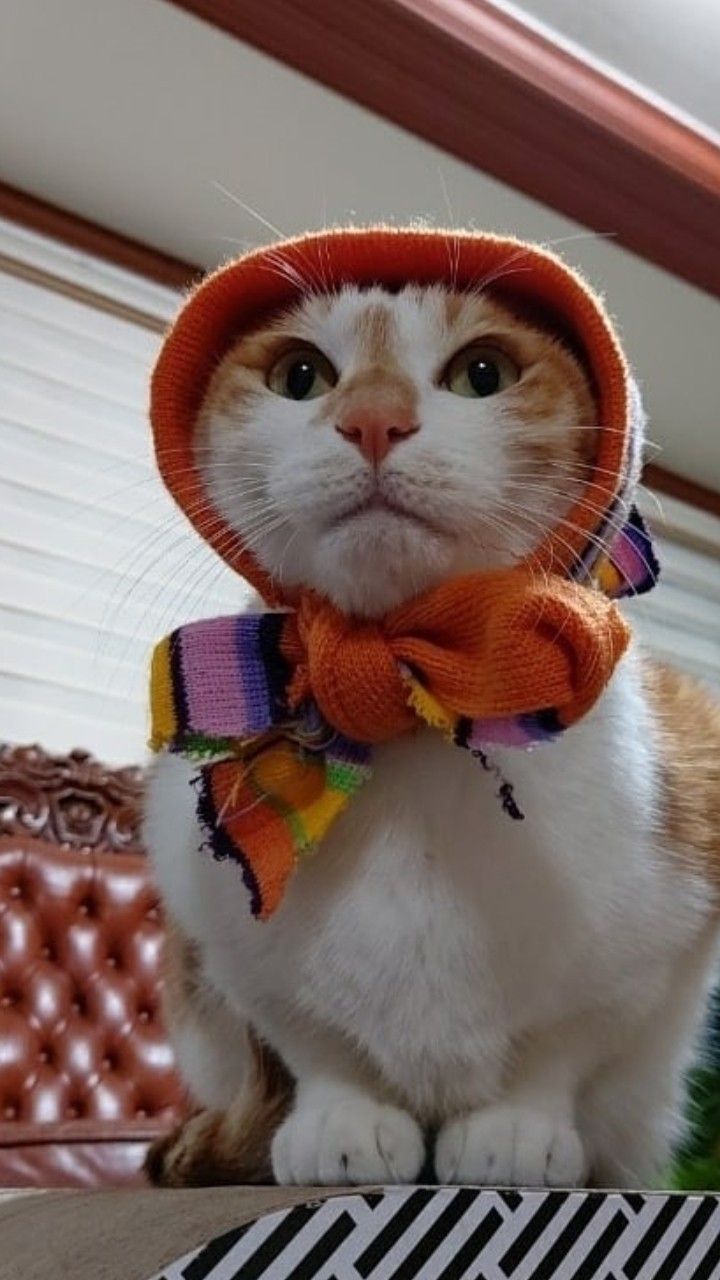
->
xmin=1 ymin=0 xmax=719 ymax=486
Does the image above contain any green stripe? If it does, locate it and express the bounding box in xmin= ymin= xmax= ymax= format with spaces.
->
xmin=181 ymin=732 xmax=236 ymax=759
xmin=326 ymin=759 xmax=372 ymax=795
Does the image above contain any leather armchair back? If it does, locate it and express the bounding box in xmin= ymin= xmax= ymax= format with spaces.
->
xmin=0 ymin=745 xmax=185 ymax=1186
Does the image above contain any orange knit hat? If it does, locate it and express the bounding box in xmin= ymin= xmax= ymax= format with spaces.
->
xmin=150 ymin=227 xmax=639 ymax=607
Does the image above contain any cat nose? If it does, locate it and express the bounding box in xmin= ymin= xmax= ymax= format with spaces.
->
xmin=335 ymin=411 xmax=419 ymax=465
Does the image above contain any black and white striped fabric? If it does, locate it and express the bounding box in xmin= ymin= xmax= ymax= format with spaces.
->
xmin=149 ymin=1187 xmax=720 ymax=1280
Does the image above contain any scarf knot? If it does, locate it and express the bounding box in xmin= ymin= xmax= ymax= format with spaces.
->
xmin=285 ymin=595 xmax=415 ymax=743
xmin=278 ymin=567 xmax=630 ymax=748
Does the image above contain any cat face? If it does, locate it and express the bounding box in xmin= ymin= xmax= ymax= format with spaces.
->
xmin=197 ymin=284 xmax=597 ymax=616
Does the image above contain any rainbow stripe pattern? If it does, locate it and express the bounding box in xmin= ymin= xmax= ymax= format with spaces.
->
xmin=592 ymin=506 xmax=660 ymax=600
xmin=150 ymin=615 xmax=372 ymax=919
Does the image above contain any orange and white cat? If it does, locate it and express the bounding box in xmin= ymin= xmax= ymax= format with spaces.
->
xmin=144 ymin=283 xmax=720 ymax=1188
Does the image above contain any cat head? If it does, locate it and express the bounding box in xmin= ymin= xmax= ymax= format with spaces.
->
xmin=151 ymin=229 xmax=640 ymax=617
xmin=196 ymin=284 xmax=597 ymax=616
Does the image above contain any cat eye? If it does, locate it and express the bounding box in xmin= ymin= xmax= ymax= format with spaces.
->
xmin=267 ymin=346 xmax=338 ymax=401
xmin=442 ymin=343 xmax=520 ymax=399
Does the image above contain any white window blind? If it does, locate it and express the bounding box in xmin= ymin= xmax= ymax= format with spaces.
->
xmin=0 ymin=218 xmax=250 ymax=764
xmin=0 ymin=218 xmax=718 ymax=765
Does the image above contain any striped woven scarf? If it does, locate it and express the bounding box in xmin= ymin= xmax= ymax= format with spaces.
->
xmin=149 ymin=508 xmax=657 ymax=921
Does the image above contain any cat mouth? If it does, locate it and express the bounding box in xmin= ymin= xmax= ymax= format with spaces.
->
xmin=330 ymin=492 xmax=445 ymax=534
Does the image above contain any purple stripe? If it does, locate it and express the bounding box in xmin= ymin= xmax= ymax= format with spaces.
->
xmin=611 ymin=536 xmax=646 ymax=583
xmin=233 ymin=615 xmax=274 ymax=733
xmin=464 ymin=712 xmax=562 ymax=749
xmin=463 ymin=717 xmax=538 ymax=749
xmin=179 ymin=615 xmax=265 ymax=736
xmin=327 ymin=734 xmax=372 ymax=767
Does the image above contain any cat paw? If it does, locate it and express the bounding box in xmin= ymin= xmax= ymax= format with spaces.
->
xmin=435 ymin=1104 xmax=587 ymax=1187
xmin=271 ymin=1098 xmax=425 ymax=1185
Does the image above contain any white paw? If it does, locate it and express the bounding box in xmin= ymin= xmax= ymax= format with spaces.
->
xmin=271 ymin=1098 xmax=425 ymax=1186
xmin=435 ymin=1105 xmax=587 ymax=1188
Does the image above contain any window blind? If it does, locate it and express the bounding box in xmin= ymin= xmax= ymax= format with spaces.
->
xmin=0 ymin=218 xmax=250 ymax=764
xmin=0 ymin=218 xmax=717 ymax=765
xmin=628 ymin=493 xmax=720 ymax=687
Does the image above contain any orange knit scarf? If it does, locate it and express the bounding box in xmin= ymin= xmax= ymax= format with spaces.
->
xmin=283 ymin=570 xmax=629 ymax=745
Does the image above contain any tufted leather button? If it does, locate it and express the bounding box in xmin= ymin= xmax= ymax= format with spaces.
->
xmin=0 ymin=834 xmax=187 ymax=1180
xmin=71 ymin=989 xmax=87 ymax=1016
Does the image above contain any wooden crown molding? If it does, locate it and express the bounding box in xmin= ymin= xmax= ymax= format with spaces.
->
xmin=644 ymin=465 xmax=720 ymax=519
xmin=0 ymin=180 xmax=199 ymax=291
xmin=169 ymin=0 xmax=720 ymax=299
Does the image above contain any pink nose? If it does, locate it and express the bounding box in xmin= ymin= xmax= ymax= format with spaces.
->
xmin=336 ymin=411 xmax=419 ymax=465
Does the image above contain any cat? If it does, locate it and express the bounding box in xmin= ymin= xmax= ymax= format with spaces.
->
xmin=144 ymin=281 xmax=720 ymax=1189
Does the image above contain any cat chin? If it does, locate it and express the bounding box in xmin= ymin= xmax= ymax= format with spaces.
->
xmin=264 ymin=512 xmax=457 ymax=618
xmin=212 ymin=496 xmax=532 ymax=618
xmin=254 ymin=508 xmax=534 ymax=617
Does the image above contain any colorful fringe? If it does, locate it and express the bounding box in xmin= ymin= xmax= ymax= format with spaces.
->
xmin=150 ymin=615 xmax=371 ymax=920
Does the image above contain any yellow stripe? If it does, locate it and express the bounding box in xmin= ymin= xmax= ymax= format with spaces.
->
xmin=405 ymin=673 xmax=456 ymax=736
xmin=595 ymin=558 xmax=623 ymax=594
xmin=299 ymin=788 xmax=352 ymax=847
xmin=251 ymin=743 xmax=352 ymax=848
xmin=148 ymin=636 xmax=177 ymax=750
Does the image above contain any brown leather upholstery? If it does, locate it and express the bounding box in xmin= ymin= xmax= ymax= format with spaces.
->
xmin=0 ymin=745 xmax=187 ymax=1187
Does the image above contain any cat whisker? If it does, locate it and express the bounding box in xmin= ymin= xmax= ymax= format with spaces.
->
xmin=211 ymin=180 xmax=287 ymax=242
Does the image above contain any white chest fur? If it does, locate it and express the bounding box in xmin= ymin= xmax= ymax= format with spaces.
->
xmin=145 ymin=650 xmax=707 ymax=1123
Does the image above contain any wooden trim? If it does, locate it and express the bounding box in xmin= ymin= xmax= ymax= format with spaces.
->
xmin=643 ymin=464 xmax=720 ymax=519
xmin=0 ymin=252 xmax=172 ymax=334
xmin=0 ymin=181 xmax=200 ymax=291
xmin=169 ymin=0 xmax=720 ymax=298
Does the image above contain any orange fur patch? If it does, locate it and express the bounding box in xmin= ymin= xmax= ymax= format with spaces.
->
xmin=643 ymin=660 xmax=720 ymax=887
xmin=353 ymin=301 xmax=395 ymax=361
